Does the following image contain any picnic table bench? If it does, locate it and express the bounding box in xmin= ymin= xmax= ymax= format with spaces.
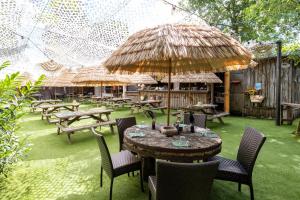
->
xmin=183 ymin=104 xmax=229 ymax=124
xmin=40 ymin=102 xmax=80 ymax=124
xmin=30 ymin=99 xmax=62 ymax=112
xmin=106 ymin=97 xmax=132 ymax=109
xmin=281 ymin=102 xmax=300 ymax=125
xmin=131 ymin=100 xmax=166 ymax=114
xmin=54 ymin=108 xmax=115 ymax=143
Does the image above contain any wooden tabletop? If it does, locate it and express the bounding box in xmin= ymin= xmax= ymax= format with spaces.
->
xmin=39 ymin=102 xmax=80 ymax=109
xmin=190 ymin=103 xmax=217 ymax=109
xmin=32 ymin=99 xmax=62 ymax=103
xmin=124 ymin=126 xmax=221 ymax=161
xmin=54 ymin=108 xmax=113 ymax=119
xmin=138 ymin=100 xmax=162 ymax=104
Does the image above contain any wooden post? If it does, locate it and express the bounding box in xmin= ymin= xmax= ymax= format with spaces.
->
xmin=100 ymin=82 xmax=103 ymax=97
xmin=210 ymin=83 xmax=214 ymax=104
xmin=276 ymin=41 xmax=282 ymax=126
xmin=167 ymin=60 xmax=172 ymax=126
xmin=224 ymin=72 xmax=230 ymax=113
xmin=189 ymin=82 xmax=191 ymax=105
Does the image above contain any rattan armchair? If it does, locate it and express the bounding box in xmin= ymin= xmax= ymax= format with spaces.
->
xmin=92 ymin=128 xmax=144 ymax=200
xmin=208 ymin=127 xmax=266 ymax=200
xmin=184 ymin=113 xmax=207 ymax=128
xmin=116 ymin=117 xmax=136 ymax=151
xmin=148 ymin=160 xmax=219 ymax=200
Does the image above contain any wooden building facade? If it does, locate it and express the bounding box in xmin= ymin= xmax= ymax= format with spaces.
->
xmin=230 ymin=57 xmax=300 ymax=118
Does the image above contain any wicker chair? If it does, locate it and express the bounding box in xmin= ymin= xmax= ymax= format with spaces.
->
xmin=208 ymin=127 xmax=266 ymax=200
xmin=183 ymin=113 xmax=207 ymax=128
xmin=92 ymin=128 xmax=144 ymax=200
xmin=116 ymin=117 xmax=136 ymax=152
xmin=148 ymin=160 xmax=219 ymax=200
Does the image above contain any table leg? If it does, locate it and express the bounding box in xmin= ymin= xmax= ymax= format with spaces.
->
xmin=142 ymin=157 xmax=156 ymax=181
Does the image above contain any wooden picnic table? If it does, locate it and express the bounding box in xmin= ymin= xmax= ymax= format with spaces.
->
xmin=281 ymin=102 xmax=300 ymax=125
xmin=183 ymin=103 xmax=229 ymax=124
xmin=40 ymin=102 xmax=80 ymax=123
xmin=131 ymin=100 xmax=166 ymax=114
xmin=54 ymin=108 xmax=115 ymax=143
xmin=124 ymin=125 xmax=222 ymax=180
xmin=30 ymin=99 xmax=62 ymax=112
xmin=109 ymin=97 xmax=132 ymax=103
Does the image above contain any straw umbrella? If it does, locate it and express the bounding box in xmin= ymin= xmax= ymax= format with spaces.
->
xmin=104 ymin=24 xmax=253 ymax=125
xmin=72 ymin=66 xmax=129 ymax=97
xmin=161 ymin=73 xmax=222 ymax=104
xmin=16 ymin=72 xmax=35 ymax=86
xmin=125 ymin=73 xmax=157 ymax=85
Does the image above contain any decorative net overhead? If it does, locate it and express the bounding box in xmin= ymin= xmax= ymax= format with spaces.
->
xmin=0 ymin=0 xmax=207 ymax=71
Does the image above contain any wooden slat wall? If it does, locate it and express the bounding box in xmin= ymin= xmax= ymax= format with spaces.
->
xmin=231 ymin=58 xmax=300 ymax=118
xmin=127 ymin=90 xmax=209 ymax=108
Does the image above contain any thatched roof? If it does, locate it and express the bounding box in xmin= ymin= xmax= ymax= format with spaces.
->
xmin=72 ymin=66 xmax=128 ymax=86
xmin=104 ymin=24 xmax=253 ymax=74
xmin=16 ymin=72 xmax=35 ymax=86
xmin=124 ymin=73 xmax=157 ymax=84
xmin=161 ymin=73 xmax=222 ymax=83
xmin=40 ymin=60 xmax=64 ymax=72
xmin=50 ymin=69 xmax=80 ymax=87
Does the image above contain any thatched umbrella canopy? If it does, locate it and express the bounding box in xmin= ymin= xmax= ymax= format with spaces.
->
xmin=104 ymin=23 xmax=253 ymax=125
xmin=72 ymin=66 xmax=129 ymax=97
xmin=125 ymin=73 xmax=157 ymax=84
xmin=16 ymin=72 xmax=35 ymax=86
xmin=161 ymin=73 xmax=222 ymax=84
xmin=49 ymin=69 xmax=80 ymax=87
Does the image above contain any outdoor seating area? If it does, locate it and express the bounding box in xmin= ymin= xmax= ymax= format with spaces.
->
xmin=0 ymin=1 xmax=299 ymax=200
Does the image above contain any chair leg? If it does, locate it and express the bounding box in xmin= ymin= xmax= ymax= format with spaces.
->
xmin=140 ymin=169 xmax=144 ymax=192
xmin=109 ymin=178 xmax=114 ymax=200
xmin=249 ymin=183 xmax=254 ymax=200
xmin=132 ymin=171 xmax=135 ymax=176
xmin=100 ymin=166 xmax=103 ymax=187
xmin=238 ymin=183 xmax=241 ymax=192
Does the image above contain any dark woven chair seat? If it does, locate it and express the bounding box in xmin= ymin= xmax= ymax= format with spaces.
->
xmin=209 ymin=156 xmax=248 ymax=183
xmin=112 ymin=150 xmax=141 ymax=176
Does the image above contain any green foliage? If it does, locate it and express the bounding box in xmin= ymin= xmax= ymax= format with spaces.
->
xmin=0 ymin=61 xmax=45 ymax=174
xmin=282 ymin=43 xmax=300 ymax=65
xmin=181 ymin=0 xmax=300 ymax=43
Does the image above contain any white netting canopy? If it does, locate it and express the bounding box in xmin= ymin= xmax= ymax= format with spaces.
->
xmin=0 ymin=0 xmax=207 ymax=76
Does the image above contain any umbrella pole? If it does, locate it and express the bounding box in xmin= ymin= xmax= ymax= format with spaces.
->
xmin=167 ymin=60 xmax=171 ymax=126
xmin=100 ymin=82 xmax=103 ymax=97
xmin=189 ymin=82 xmax=191 ymax=105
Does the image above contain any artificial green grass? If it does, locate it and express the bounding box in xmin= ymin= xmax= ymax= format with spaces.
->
xmin=1 ymin=104 xmax=300 ymax=200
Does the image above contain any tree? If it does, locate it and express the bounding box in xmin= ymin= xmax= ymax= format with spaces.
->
xmin=181 ymin=0 xmax=300 ymax=42
xmin=0 ymin=61 xmax=44 ymax=174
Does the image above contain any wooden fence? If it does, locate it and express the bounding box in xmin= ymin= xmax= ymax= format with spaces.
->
xmin=230 ymin=57 xmax=300 ymax=118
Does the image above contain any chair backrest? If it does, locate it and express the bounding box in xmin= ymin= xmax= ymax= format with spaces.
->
xmin=92 ymin=129 xmax=114 ymax=178
xmin=116 ymin=117 xmax=136 ymax=151
xmin=237 ymin=127 xmax=266 ymax=175
xmin=184 ymin=113 xmax=207 ymax=128
xmin=155 ymin=160 xmax=219 ymax=200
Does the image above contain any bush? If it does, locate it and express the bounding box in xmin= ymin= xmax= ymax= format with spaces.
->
xmin=0 ymin=61 xmax=44 ymax=174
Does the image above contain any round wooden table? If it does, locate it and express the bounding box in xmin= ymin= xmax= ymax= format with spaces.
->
xmin=124 ymin=126 xmax=222 ymax=180
xmin=124 ymin=126 xmax=221 ymax=161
